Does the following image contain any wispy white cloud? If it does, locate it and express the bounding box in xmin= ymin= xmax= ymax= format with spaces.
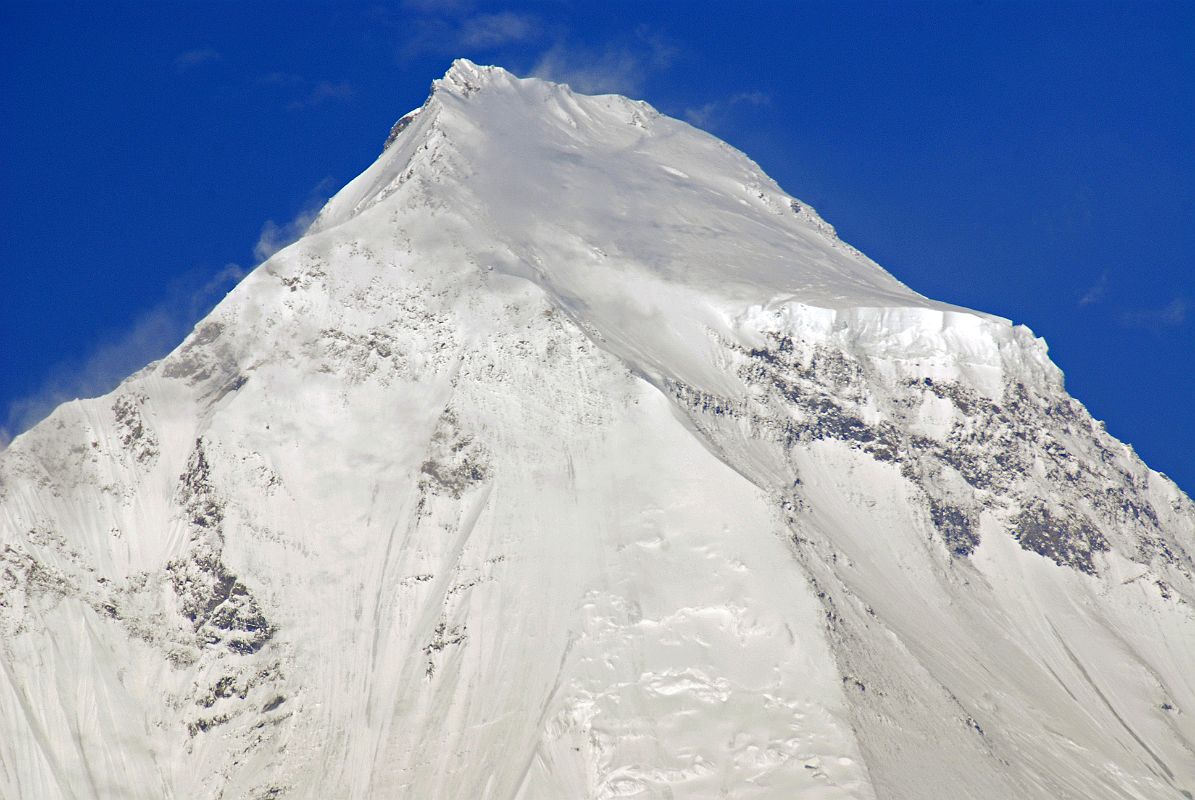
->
xmin=1119 ymin=297 xmax=1188 ymax=330
xmin=254 ymin=210 xmax=319 ymax=261
xmin=400 ymin=0 xmax=476 ymax=12
xmin=400 ymin=9 xmax=541 ymax=59
xmin=253 ymin=184 xmax=334 ymax=262
xmin=257 ymin=72 xmax=354 ymax=110
xmin=174 ymin=48 xmax=221 ymax=71
xmin=288 ymin=80 xmax=355 ymax=110
xmin=1 ymin=264 xmax=246 ymax=448
xmin=259 ymin=71 xmax=305 ymax=87
xmin=684 ymin=91 xmax=770 ymax=130
xmin=393 ymin=8 xmax=673 ymax=97
xmin=532 ymin=44 xmax=643 ymax=95
xmin=1078 ymin=271 xmax=1109 ymax=306
xmin=458 ymin=11 xmax=538 ymax=48
xmin=531 ymin=29 xmax=676 ymax=96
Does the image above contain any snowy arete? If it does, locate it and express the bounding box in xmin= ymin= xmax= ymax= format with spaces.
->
xmin=2 ymin=60 xmax=1193 ymax=800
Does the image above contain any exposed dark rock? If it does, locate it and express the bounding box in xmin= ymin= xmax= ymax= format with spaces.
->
xmin=112 ymin=394 xmax=159 ymax=464
xmin=383 ymin=110 xmax=421 ymax=151
xmin=197 ymin=676 xmax=242 ymax=708
xmin=187 ymin=713 xmax=231 ymax=737
xmin=662 ymin=329 xmax=1187 ymax=578
xmin=842 ymin=676 xmax=867 ymax=692
xmin=423 ymin=619 xmax=467 ymax=677
xmin=1011 ymin=502 xmax=1108 ymax=574
xmin=418 ymin=409 xmax=490 ymax=499
xmin=178 ymin=440 xmax=224 ymax=529
xmin=161 ymin=322 xmax=235 ymax=384
xmin=168 ymin=440 xmax=275 ymax=655
xmin=929 ymin=500 xmax=979 ymax=557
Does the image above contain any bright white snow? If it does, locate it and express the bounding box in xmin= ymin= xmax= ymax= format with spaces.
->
xmin=1 ymin=59 xmax=1193 ymax=799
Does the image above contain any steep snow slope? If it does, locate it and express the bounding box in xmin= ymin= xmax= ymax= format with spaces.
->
xmin=2 ymin=60 xmax=1193 ymax=799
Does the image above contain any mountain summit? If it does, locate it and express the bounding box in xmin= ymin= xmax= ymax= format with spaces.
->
xmin=3 ymin=60 xmax=1193 ymax=800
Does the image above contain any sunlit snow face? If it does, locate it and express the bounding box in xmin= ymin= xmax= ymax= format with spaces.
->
xmin=1 ymin=60 xmax=1192 ymax=800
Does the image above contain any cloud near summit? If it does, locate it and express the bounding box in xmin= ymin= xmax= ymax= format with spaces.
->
xmin=399 ymin=9 xmax=541 ymax=59
xmin=530 ymin=29 xmax=676 ymax=96
xmin=173 ymin=48 xmax=221 ymax=71
xmin=1119 ymin=297 xmax=1188 ymax=330
xmin=1 ymin=264 xmax=246 ymax=448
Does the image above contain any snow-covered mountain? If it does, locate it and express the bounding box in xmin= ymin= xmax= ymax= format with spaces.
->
xmin=2 ymin=59 xmax=1193 ymax=800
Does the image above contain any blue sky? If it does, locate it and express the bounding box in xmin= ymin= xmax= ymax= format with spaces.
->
xmin=2 ymin=1 xmax=1192 ymax=491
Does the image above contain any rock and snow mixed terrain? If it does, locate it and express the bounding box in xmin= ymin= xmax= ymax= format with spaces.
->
xmin=2 ymin=60 xmax=1193 ymax=799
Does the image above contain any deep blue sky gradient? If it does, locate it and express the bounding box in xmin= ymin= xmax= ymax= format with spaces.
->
xmin=2 ymin=1 xmax=1192 ymax=490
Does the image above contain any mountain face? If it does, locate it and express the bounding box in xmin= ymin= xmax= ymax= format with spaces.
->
xmin=2 ymin=59 xmax=1193 ymax=800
